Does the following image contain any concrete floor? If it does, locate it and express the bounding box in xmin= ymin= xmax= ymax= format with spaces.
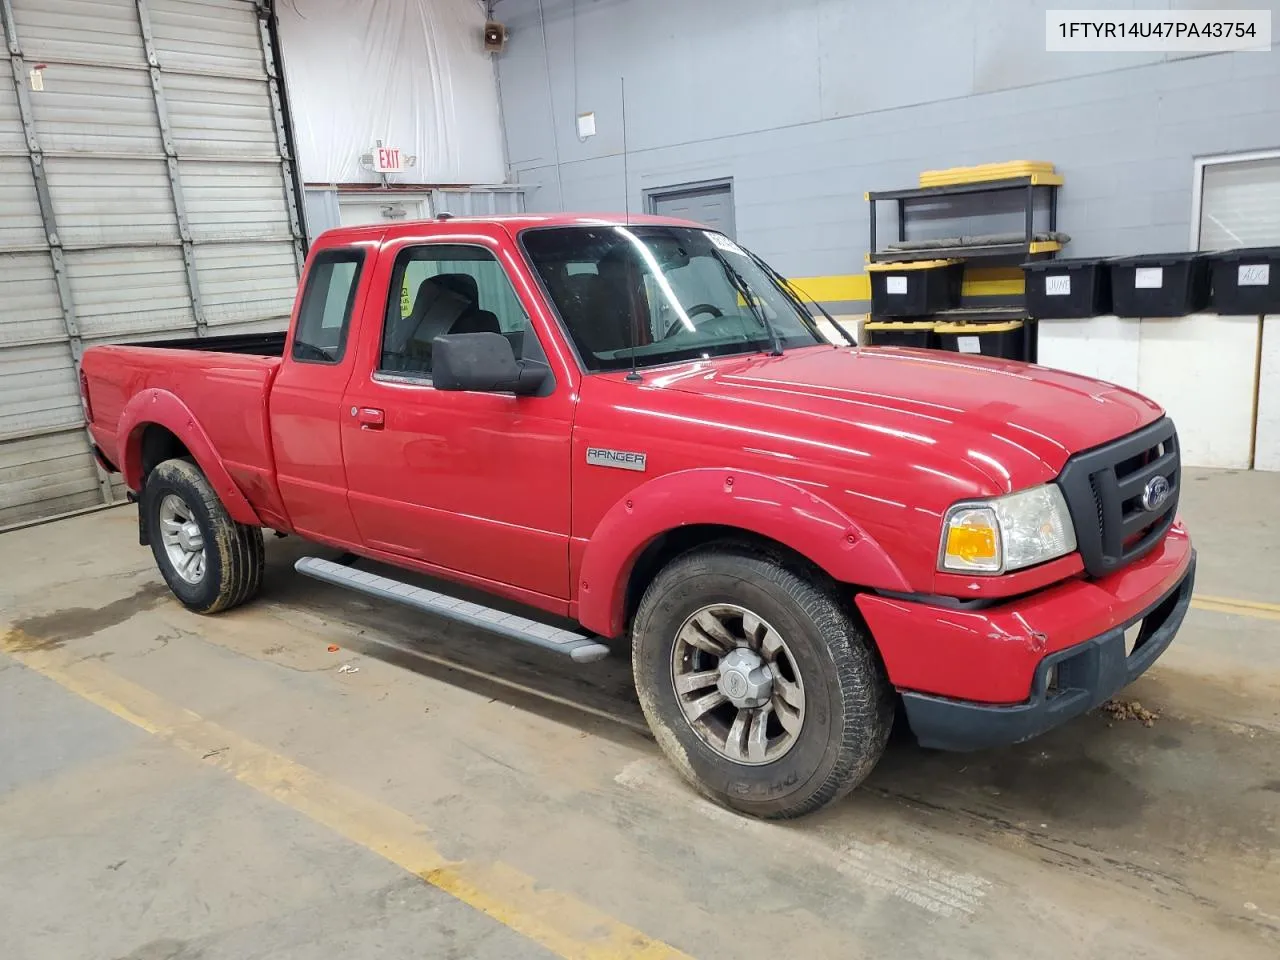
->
xmin=1 ymin=466 xmax=1277 ymax=959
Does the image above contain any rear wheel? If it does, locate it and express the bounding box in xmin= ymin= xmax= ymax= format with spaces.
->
xmin=143 ymin=458 xmax=264 ymax=614
xmin=632 ymin=545 xmax=892 ymax=819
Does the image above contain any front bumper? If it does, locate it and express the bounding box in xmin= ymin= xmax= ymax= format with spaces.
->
xmin=900 ymin=551 xmax=1195 ymax=751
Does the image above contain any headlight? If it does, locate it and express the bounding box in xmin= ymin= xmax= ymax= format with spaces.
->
xmin=939 ymin=484 xmax=1077 ymax=574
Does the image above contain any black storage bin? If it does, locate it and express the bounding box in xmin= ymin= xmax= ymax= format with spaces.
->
xmin=868 ymin=260 xmax=962 ymax=317
xmin=1209 ymin=247 xmax=1280 ymax=315
xmin=864 ymin=320 xmax=938 ymax=349
xmin=1109 ymin=253 xmax=1210 ymax=318
xmin=935 ymin=321 xmax=1028 ymax=361
xmin=1022 ymin=258 xmax=1111 ymax=318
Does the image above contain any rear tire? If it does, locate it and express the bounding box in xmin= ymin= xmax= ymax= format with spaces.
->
xmin=632 ymin=545 xmax=892 ymax=819
xmin=143 ymin=457 xmax=264 ymax=614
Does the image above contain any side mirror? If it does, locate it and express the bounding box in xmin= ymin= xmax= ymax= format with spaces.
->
xmin=431 ymin=332 xmax=549 ymax=395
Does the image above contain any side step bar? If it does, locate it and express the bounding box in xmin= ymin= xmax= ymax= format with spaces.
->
xmin=294 ymin=556 xmax=611 ymax=663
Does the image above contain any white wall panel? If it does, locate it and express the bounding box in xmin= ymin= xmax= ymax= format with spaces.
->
xmin=1137 ymin=314 xmax=1261 ymax=469
xmin=1035 ymin=316 xmax=1141 ymax=391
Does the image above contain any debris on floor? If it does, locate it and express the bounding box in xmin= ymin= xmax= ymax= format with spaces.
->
xmin=327 ymin=644 xmax=340 ymax=652
xmin=338 ymin=663 xmax=359 ymax=675
xmin=1103 ymin=698 xmax=1160 ymax=727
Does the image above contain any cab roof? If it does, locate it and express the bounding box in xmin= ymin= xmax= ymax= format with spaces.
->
xmin=317 ymin=212 xmax=706 ymax=245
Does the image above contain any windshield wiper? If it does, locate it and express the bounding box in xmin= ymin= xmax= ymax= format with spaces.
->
xmin=707 ymin=247 xmax=784 ymax=357
xmin=748 ymin=252 xmax=857 ymax=347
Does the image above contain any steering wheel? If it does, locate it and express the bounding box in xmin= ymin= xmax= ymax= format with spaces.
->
xmin=660 ymin=303 xmax=723 ymax=340
xmin=687 ymin=303 xmax=723 ymax=320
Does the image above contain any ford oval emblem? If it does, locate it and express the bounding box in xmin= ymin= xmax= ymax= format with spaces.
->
xmin=1141 ymin=475 xmax=1171 ymax=512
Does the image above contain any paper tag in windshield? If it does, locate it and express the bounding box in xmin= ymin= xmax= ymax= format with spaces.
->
xmin=704 ymin=231 xmax=745 ymax=256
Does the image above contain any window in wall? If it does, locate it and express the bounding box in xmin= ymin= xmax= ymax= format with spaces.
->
xmin=380 ymin=244 xmax=531 ymax=377
xmin=1195 ymin=152 xmax=1280 ymax=250
xmin=292 ymin=248 xmax=365 ymax=363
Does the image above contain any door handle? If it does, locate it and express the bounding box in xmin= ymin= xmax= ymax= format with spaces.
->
xmin=353 ymin=406 xmax=385 ymax=430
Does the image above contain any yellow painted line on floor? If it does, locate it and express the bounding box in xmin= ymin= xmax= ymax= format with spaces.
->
xmin=0 ymin=631 xmax=692 ymax=960
xmin=1191 ymin=595 xmax=1280 ymax=623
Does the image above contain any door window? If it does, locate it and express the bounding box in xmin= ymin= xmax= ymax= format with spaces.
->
xmin=380 ymin=244 xmax=532 ymax=377
xmin=292 ymin=248 xmax=365 ymax=363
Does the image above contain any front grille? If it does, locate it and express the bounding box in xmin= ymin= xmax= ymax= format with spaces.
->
xmin=1057 ymin=417 xmax=1180 ymax=578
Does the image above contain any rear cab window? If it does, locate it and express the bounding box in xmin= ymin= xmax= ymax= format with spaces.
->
xmin=292 ymin=248 xmax=365 ymax=364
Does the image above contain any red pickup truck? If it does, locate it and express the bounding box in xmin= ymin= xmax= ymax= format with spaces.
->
xmin=81 ymin=214 xmax=1194 ymax=819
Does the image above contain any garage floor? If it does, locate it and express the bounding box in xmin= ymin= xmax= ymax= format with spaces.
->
xmin=2 ymin=467 xmax=1277 ymax=960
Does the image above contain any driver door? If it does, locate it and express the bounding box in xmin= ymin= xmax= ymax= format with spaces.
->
xmin=340 ymin=236 xmax=574 ymax=602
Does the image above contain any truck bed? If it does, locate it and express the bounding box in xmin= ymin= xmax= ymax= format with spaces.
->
xmin=126 ymin=331 xmax=287 ymax=356
xmin=81 ymin=338 xmax=287 ymax=527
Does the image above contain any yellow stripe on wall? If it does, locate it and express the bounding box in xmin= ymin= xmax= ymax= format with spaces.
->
xmin=789 ymin=267 xmax=1025 ymax=302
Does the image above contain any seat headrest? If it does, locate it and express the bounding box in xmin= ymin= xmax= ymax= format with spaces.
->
xmin=433 ymin=272 xmax=479 ymax=304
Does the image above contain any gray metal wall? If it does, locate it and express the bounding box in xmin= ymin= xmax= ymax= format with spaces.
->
xmin=496 ymin=0 xmax=1280 ymax=278
xmin=0 ymin=0 xmax=305 ymax=527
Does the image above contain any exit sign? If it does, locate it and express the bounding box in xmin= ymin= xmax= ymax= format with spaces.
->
xmin=374 ymin=146 xmax=405 ymax=173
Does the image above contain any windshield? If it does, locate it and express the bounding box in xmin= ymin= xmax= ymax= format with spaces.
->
xmin=520 ymin=225 xmax=822 ymax=372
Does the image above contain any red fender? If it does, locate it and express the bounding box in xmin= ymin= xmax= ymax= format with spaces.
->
xmin=575 ymin=468 xmax=910 ymax=637
xmin=118 ymin=388 xmax=262 ymax=526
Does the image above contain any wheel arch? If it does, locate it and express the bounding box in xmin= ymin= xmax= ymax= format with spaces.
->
xmin=575 ymin=468 xmax=910 ymax=638
xmin=119 ymin=388 xmax=261 ymax=526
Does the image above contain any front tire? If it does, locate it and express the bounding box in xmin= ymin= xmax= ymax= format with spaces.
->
xmin=143 ymin=458 xmax=264 ymax=614
xmin=632 ymin=545 xmax=892 ymax=819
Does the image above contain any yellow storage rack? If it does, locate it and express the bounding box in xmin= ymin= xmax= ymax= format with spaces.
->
xmin=920 ymin=160 xmax=1063 ymax=188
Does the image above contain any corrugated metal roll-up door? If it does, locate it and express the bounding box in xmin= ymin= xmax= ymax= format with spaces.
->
xmin=0 ymin=0 xmax=304 ymax=528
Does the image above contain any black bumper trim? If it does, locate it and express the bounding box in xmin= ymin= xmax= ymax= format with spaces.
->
xmin=902 ymin=551 xmax=1196 ymax=752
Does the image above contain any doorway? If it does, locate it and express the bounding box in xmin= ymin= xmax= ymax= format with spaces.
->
xmin=645 ymin=180 xmax=736 ymax=238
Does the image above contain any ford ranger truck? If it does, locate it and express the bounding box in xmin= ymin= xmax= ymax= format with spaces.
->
xmin=80 ymin=214 xmax=1194 ymax=820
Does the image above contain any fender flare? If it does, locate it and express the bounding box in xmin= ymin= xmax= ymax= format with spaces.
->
xmin=118 ymin=387 xmax=262 ymax=526
xmin=575 ymin=468 xmax=910 ymax=637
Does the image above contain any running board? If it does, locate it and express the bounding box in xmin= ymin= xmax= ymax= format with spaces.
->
xmin=294 ymin=556 xmax=610 ymax=663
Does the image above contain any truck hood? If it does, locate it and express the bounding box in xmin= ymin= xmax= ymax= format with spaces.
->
xmin=637 ymin=345 xmax=1164 ymax=490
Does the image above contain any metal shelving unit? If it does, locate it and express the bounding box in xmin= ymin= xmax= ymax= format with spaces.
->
xmin=867 ymin=176 xmax=1062 ymax=264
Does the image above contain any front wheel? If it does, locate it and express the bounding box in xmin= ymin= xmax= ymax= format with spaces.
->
xmin=632 ymin=545 xmax=892 ymax=819
xmin=143 ymin=458 xmax=264 ymax=614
